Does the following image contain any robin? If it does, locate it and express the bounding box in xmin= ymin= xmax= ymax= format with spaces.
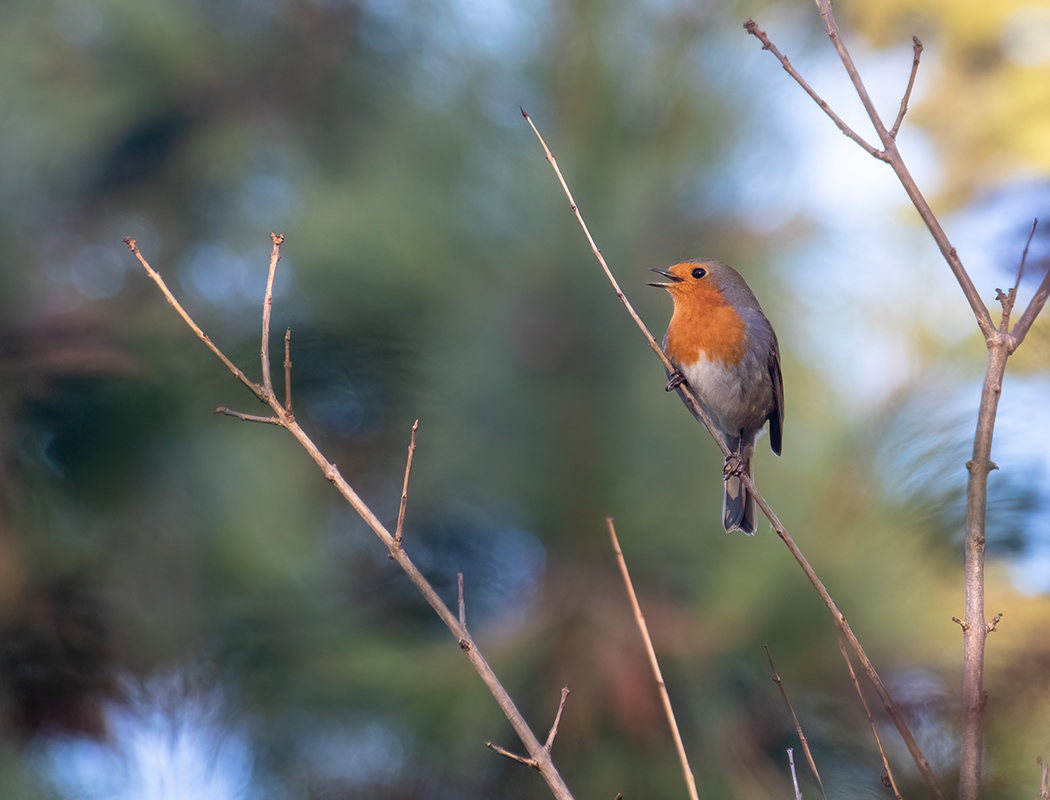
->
xmin=649 ymin=260 xmax=784 ymax=534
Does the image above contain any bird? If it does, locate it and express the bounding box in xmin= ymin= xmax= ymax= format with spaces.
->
xmin=648 ymin=259 xmax=784 ymax=534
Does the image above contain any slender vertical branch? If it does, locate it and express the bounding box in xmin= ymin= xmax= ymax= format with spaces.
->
xmin=836 ymin=639 xmax=901 ymax=800
xmin=959 ymin=340 xmax=1008 ymax=799
xmin=765 ymin=646 xmax=825 ymax=798
xmin=608 ymin=519 xmax=700 ymax=800
xmin=1038 ymin=756 xmax=1049 ymax=800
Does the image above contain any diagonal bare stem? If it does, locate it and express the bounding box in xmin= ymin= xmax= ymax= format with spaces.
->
xmin=836 ymin=639 xmax=902 ymax=800
xmin=743 ymin=20 xmax=884 ymax=159
xmin=128 ymin=238 xmax=575 ymax=800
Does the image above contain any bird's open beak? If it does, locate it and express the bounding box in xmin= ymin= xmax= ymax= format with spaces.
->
xmin=647 ymin=268 xmax=683 ymax=288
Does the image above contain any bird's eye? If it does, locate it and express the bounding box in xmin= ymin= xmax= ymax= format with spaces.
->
xmin=691 ymin=267 xmax=706 ymax=279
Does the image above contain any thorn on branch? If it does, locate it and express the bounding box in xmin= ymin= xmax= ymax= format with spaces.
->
xmin=987 ymin=613 xmax=1003 ymax=633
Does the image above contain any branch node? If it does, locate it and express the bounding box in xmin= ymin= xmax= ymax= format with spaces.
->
xmin=953 ymin=616 xmax=970 ymax=632
xmin=987 ymin=613 xmax=1003 ymax=633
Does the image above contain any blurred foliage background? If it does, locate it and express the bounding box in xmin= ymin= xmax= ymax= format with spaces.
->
xmin=0 ymin=0 xmax=1048 ymax=798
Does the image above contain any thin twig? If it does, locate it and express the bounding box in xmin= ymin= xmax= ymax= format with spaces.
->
xmin=260 ymin=233 xmax=284 ymax=396
xmin=487 ymin=742 xmax=539 ymax=769
xmin=544 ymin=687 xmax=570 ymax=752
xmin=1010 ymin=260 xmax=1050 ymax=350
xmin=1000 ymin=220 xmax=1038 ymax=332
xmin=765 ymin=646 xmax=825 ymax=799
xmin=787 ymin=748 xmax=802 ymax=800
xmin=130 ymin=239 xmax=575 ymax=800
xmin=1014 ymin=219 xmax=1038 ymax=293
xmin=526 ymin=112 xmax=941 ymax=799
xmin=608 ymin=519 xmax=699 ymax=800
xmin=215 ymin=407 xmax=281 ymax=425
xmin=394 ymin=420 xmax=419 ymax=548
xmin=889 ymin=37 xmax=924 ymax=139
xmin=836 ymin=639 xmax=901 ymax=800
xmin=458 ymin=572 xmax=466 ymax=628
xmin=284 ymin=327 xmax=293 ymax=415
xmin=987 ymin=612 xmax=1003 ymax=633
xmin=743 ymin=20 xmax=884 ymax=159
xmin=1038 ymin=756 xmax=1049 ymax=800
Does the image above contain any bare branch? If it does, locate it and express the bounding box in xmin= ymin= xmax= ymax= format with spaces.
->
xmin=747 ymin=8 xmax=995 ymax=337
xmin=889 ymin=37 xmax=924 ymax=139
xmin=130 ymin=241 xmax=575 ymax=800
xmin=765 ymin=646 xmax=826 ymax=799
xmin=1038 ymin=756 xmax=1049 ymax=800
xmin=394 ymin=420 xmax=419 ymax=548
xmin=608 ymin=519 xmax=699 ymax=800
xmin=526 ymin=112 xmax=943 ymax=800
xmin=837 ymin=639 xmax=902 ymax=800
xmin=743 ymin=20 xmax=884 ymax=159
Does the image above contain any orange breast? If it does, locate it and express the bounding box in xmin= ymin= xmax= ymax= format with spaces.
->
xmin=665 ymin=286 xmax=748 ymax=366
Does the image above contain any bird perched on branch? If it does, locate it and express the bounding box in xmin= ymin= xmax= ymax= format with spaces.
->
xmin=649 ymin=260 xmax=784 ymax=534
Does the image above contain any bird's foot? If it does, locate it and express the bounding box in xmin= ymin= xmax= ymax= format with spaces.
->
xmin=665 ymin=370 xmax=685 ymax=392
xmin=723 ymin=453 xmax=747 ymax=480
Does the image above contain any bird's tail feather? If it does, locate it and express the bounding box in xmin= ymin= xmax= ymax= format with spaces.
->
xmin=723 ymin=445 xmax=756 ymax=535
